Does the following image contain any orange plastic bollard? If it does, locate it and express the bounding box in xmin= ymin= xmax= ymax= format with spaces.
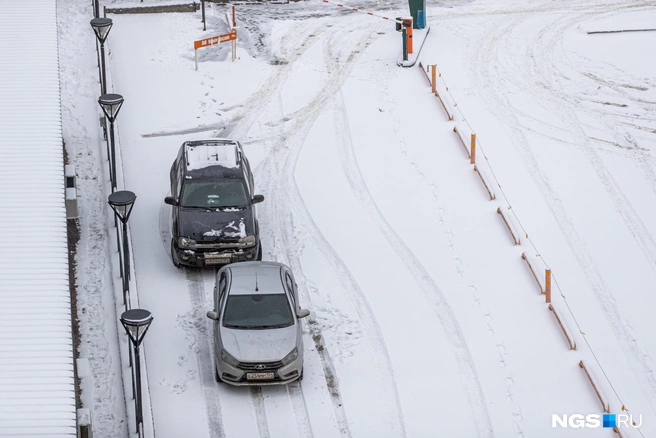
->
xmin=545 ymin=269 xmax=552 ymax=303
xmin=406 ymin=18 xmax=413 ymax=54
xmin=470 ymin=133 xmax=476 ymax=164
xmin=431 ymin=65 xmax=436 ymax=94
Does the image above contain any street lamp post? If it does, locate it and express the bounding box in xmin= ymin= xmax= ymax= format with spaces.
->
xmin=120 ymin=309 xmax=153 ymax=434
xmin=90 ymin=18 xmax=113 ymax=95
xmin=108 ymin=190 xmax=136 ymax=307
xmin=98 ymin=93 xmax=124 ymax=191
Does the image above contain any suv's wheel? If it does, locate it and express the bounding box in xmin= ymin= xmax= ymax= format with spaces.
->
xmin=256 ymin=242 xmax=263 ymax=261
xmin=171 ymin=239 xmax=182 ymax=268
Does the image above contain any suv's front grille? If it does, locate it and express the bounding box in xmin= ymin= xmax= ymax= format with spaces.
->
xmin=193 ymin=241 xmax=242 ymax=250
xmin=237 ymin=361 xmax=283 ymax=372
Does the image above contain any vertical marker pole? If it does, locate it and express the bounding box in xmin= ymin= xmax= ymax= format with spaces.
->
xmin=232 ymin=5 xmax=236 ymax=27
xmin=195 ymin=49 xmax=198 ymax=71
xmin=470 ymin=133 xmax=476 ymax=164
xmin=545 ymin=269 xmax=552 ymax=303
xmin=201 ymin=0 xmax=206 ymax=31
xmin=402 ymin=28 xmax=408 ymax=61
xmin=431 ymin=65 xmax=436 ymax=94
xmin=407 ymin=18 xmax=414 ymax=54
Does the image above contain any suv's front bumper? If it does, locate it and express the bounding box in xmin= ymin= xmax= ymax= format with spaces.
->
xmin=173 ymin=243 xmax=259 ymax=267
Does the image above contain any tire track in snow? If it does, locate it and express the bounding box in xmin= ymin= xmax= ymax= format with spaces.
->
xmin=470 ymin=5 xmax=656 ymax=410
xmin=183 ymin=268 xmax=227 ymax=438
xmin=331 ymin=92 xmax=496 ymax=437
xmin=256 ymin=20 xmax=405 ymax=438
xmin=287 ymin=382 xmax=316 ymax=438
xmin=220 ymin=18 xmax=331 ymax=140
xmin=250 ymin=387 xmax=271 ymax=438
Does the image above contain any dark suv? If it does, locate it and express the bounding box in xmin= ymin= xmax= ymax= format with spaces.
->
xmin=165 ymin=139 xmax=264 ymax=268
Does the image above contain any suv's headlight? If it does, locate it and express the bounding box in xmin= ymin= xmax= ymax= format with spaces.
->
xmin=178 ymin=237 xmax=196 ymax=249
xmin=221 ymin=349 xmax=240 ymax=367
xmin=238 ymin=235 xmax=256 ymax=248
xmin=281 ymin=347 xmax=298 ymax=366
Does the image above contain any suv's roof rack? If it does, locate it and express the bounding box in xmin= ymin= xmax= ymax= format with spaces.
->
xmin=184 ymin=139 xmax=240 ymax=171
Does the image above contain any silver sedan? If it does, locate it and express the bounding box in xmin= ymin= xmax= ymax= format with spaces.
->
xmin=207 ymin=261 xmax=310 ymax=385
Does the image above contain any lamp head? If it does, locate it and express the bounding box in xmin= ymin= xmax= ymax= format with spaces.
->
xmin=108 ymin=190 xmax=137 ymax=223
xmin=98 ymin=93 xmax=124 ymax=123
xmin=120 ymin=309 xmax=153 ymax=346
xmin=90 ymin=18 xmax=113 ymax=44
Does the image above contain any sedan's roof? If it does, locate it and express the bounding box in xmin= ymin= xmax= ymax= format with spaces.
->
xmin=228 ymin=262 xmax=286 ymax=296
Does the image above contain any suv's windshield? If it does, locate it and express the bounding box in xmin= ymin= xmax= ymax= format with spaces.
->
xmin=222 ymin=294 xmax=294 ymax=329
xmin=180 ymin=180 xmax=248 ymax=208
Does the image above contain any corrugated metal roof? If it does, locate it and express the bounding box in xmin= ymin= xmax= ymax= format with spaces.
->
xmin=0 ymin=0 xmax=77 ymax=436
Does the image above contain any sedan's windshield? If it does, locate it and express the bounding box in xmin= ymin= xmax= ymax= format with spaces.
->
xmin=223 ymin=294 xmax=294 ymax=329
xmin=180 ymin=180 xmax=248 ymax=208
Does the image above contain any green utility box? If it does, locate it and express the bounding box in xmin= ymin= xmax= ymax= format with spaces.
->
xmin=408 ymin=0 xmax=426 ymax=29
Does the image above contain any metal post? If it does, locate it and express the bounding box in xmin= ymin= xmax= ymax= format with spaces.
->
xmin=134 ymin=344 xmax=143 ymax=433
xmin=201 ymin=0 xmax=206 ymax=31
xmin=100 ymin=43 xmax=107 ymax=95
xmin=108 ymin=120 xmax=117 ymax=191
xmin=402 ymin=28 xmax=408 ymax=61
xmin=122 ymin=220 xmax=130 ymax=284
xmin=93 ymin=0 xmax=99 ymax=18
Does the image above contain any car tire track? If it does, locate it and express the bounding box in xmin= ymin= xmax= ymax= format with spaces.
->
xmin=287 ymin=382 xmax=316 ymax=438
xmin=250 ymin=387 xmax=272 ymax=438
xmin=183 ymin=268 xmax=227 ymax=438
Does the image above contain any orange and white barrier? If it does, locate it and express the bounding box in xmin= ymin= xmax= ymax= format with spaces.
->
xmin=579 ymin=360 xmax=610 ymax=413
xmin=453 ymin=122 xmax=474 ymax=160
xmin=521 ymin=252 xmax=546 ymax=293
xmin=320 ymin=0 xmax=395 ymax=21
xmin=496 ymin=206 xmax=521 ymax=245
xmin=473 ymin=164 xmax=496 ymax=200
xmin=421 ymin=64 xmax=454 ymax=120
xmin=549 ymin=304 xmax=576 ymax=350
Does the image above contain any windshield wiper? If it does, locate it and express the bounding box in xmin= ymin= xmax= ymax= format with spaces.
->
xmin=256 ymin=324 xmax=292 ymax=330
xmin=224 ymin=324 xmax=251 ymax=329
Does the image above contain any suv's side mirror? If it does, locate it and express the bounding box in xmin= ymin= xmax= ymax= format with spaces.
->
xmin=252 ymin=194 xmax=265 ymax=204
xmin=164 ymin=196 xmax=178 ymax=206
xmin=207 ymin=311 xmax=219 ymax=320
xmin=297 ymin=309 xmax=310 ymax=319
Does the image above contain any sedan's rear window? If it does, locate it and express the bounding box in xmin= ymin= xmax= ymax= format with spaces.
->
xmin=181 ymin=180 xmax=248 ymax=208
xmin=223 ymin=294 xmax=294 ymax=329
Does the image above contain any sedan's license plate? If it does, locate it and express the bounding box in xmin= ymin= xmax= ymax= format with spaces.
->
xmin=205 ymin=257 xmax=230 ymax=265
xmin=246 ymin=372 xmax=274 ymax=381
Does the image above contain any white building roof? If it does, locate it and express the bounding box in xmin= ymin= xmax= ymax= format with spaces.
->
xmin=0 ymin=0 xmax=77 ymax=436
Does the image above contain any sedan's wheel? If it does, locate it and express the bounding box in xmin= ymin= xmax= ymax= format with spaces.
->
xmin=171 ymin=239 xmax=182 ymax=268
xmin=256 ymin=242 xmax=263 ymax=261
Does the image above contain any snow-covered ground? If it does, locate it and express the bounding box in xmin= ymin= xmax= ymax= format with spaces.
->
xmin=58 ymin=0 xmax=656 ymax=436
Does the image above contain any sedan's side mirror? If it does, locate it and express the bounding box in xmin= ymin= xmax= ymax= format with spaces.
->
xmin=164 ymin=196 xmax=178 ymax=206
xmin=252 ymin=194 xmax=265 ymax=204
xmin=207 ymin=311 xmax=219 ymax=320
xmin=297 ymin=309 xmax=310 ymax=319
